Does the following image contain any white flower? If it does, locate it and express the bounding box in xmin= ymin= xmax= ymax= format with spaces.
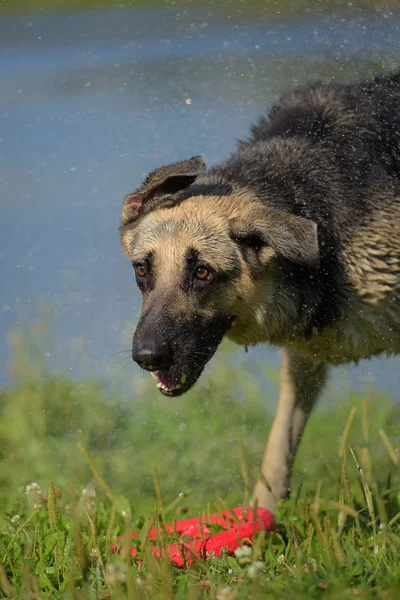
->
xmin=105 ymin=561 xmax=127 ymax=586
xmin=25 ymin=482 xmax=40 ymax=493
xmin=216 ymin=586 xmax=235 ymax=600
xmin=80 ymin=487 xmax=96 ymax=513
xmin=277 ymin=553 xmax=285 ymax=564
xmin=11 ymin=514 xmax=20 ymax=524
xmin=247 ymin=561 xmax=265 ymax=579
xmin=33 ymin=503 xmax=42 ymax=510
xmin=25 ymin=483 xmax=44 ymax=507
xmin=234 ymin=545 xmax=252 ymax=558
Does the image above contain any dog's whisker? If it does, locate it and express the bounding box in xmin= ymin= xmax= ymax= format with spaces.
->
xmin=109 ymin=356 xmax=132 ymax=371
xmin=112 ymin=363 xmax=134 ymax=376
xmin=109 ymin=349 xmax=132 ymax=359
xmin=109 ymin=362 xmax=134 ymax=376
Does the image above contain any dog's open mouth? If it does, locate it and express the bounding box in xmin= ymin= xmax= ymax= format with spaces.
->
xmin=149 ymin=368 xmax=202 ymax=397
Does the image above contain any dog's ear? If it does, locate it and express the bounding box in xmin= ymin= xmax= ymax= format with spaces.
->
xmin=230 ymin=211 xmax=319 ymax=269
xmin=121 ymin=156 xmax=206 ymax=226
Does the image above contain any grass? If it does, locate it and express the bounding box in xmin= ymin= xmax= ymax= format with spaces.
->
xmin=1 ymin=335 xmax=400 ymax=599
xmin=1 ymin=0 xmax=399 ymax=16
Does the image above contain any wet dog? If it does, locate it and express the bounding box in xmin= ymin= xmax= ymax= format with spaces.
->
xmin=119 ymin=70 xmax=400 ymax=511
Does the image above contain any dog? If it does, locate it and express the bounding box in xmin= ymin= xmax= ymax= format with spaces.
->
xmin=119 ymin=70 xmax=400 ymax=511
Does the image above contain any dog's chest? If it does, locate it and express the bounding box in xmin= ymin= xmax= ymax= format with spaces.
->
xmin=293 ymin=304 xmax=400 ymax=364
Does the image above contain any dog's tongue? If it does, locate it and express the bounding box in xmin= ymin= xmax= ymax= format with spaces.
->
xmin=157 ymin=371 xmax=172 ymax=386
xmin=155 ymin=370 xmax=187 ymax=392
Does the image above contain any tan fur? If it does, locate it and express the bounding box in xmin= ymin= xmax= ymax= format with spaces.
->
xmin=290 ymin=201 xmax=400 ymax=365
xmin=123 ymin=193 xmax=274 ymax=321
xmin=342 ymin=202 xmax=400 ymax=308
xmin=252 ymin=350 xmax=327 ymax=510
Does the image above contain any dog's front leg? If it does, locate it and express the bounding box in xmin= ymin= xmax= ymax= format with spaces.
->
xmin=252 ymin=349 xmax=328 ymax=512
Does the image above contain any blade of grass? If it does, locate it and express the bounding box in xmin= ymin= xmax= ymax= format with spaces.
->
xmin=0 ymin=565 xmax=15 ymax=597
xmin=379 ymin=429 xmax=399 ymax=465
xmin=339 ymin=407 xmax=357 ymax=458
xmin=349 ymin=446 xmax=377 ymax=555
xmin=78 ymin=443 xmax=116 ymax=504
xmin=238 ymin=440 xmax=250 ymax=507
xmin=362 ymin=398 xmax=369 ymax=443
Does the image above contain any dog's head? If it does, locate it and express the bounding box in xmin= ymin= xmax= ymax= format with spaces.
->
xmin=120 ymin=156 xmax=319 ymax=396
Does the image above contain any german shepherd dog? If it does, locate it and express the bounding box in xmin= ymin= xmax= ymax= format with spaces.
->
xmin=120 ymin=71 xmax=400 ymax=511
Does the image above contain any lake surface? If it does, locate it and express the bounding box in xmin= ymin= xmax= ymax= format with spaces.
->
xmin=1 ymin=5 xmax=400 ymax=400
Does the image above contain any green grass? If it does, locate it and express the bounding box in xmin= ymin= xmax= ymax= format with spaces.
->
xmin=1 ymin=0 xmax=398 ymax=16
xmin=1 ymin=338 xmax=400 ymax=599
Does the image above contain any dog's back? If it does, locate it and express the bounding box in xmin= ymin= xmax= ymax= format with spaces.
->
xmin=245 ymin=71 xmax=400 ymax=180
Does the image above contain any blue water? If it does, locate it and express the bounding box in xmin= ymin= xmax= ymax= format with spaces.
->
xmin=1 ymin=5 xmax=399 ymax=400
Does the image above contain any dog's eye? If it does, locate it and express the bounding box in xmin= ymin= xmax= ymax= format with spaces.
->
xmin=194 ymin=266 xmax=210 ymax=281
xmin=135 ymin=263 xmax=146 ymax=277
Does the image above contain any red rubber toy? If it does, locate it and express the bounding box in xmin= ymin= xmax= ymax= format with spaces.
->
xmin=113 ymin=506 xmax=275 ymax=567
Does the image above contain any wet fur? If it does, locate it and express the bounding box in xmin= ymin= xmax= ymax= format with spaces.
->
xmin=120 ymin=70 xmax=400 ymax=509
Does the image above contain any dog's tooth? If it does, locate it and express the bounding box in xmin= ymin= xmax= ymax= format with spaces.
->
xmin=156 ymin=381 xmax=182 ymax=393
xmin=180 ymin=375 xmax=187 ymax=385
xmin=151 ymin=372 xmax=158 ymax=380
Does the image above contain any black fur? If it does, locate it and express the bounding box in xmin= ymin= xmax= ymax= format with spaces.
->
xmin=222 ymin=70 xmax=400 ymax=221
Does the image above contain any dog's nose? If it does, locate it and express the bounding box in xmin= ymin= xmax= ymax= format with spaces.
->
xmin=132 ymin=339 xmax=172 ymax=371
